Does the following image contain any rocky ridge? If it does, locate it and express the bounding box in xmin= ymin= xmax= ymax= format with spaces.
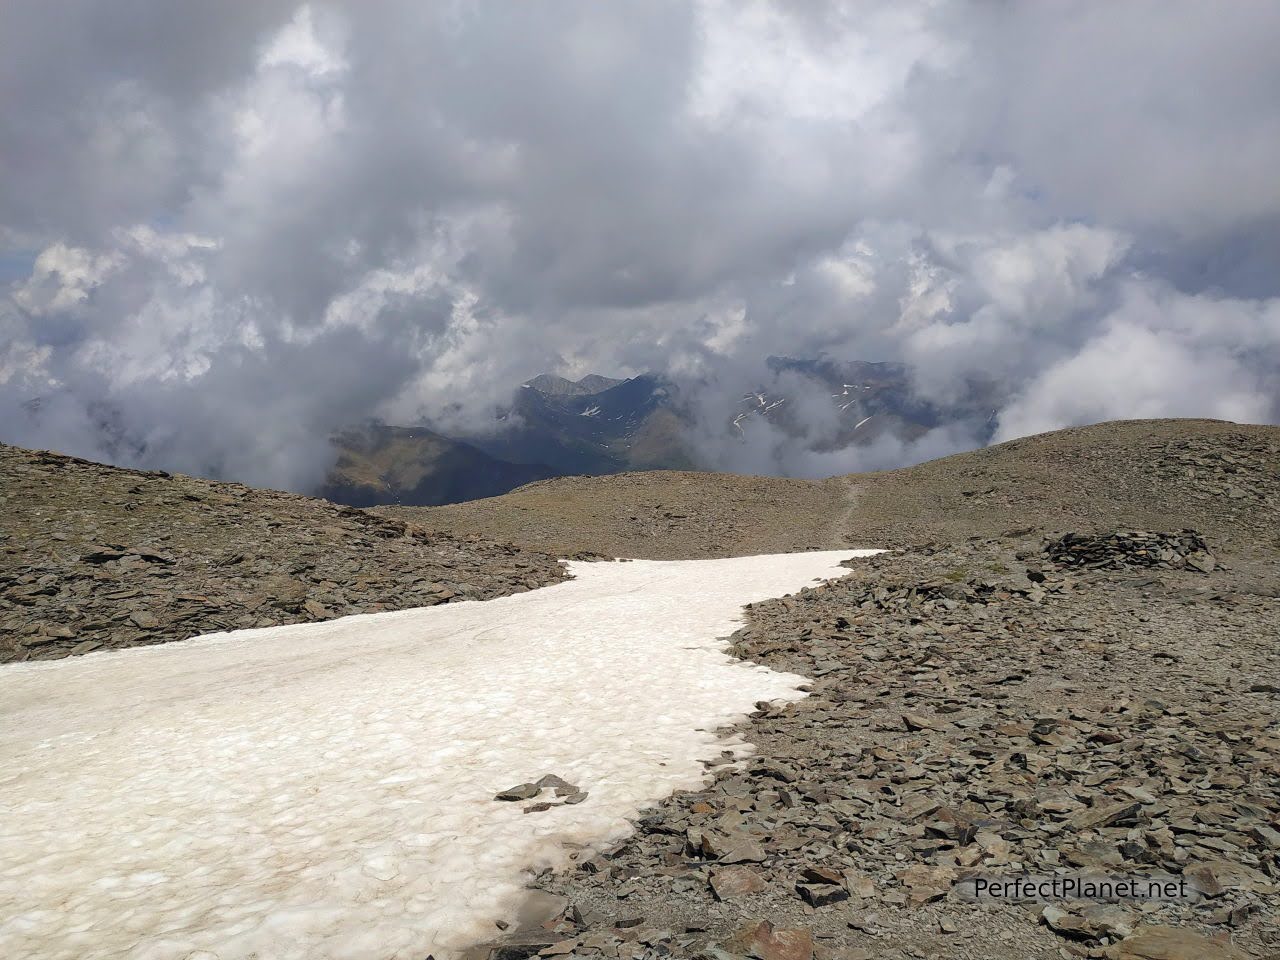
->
xmin=392 ymin=420 xmax=1280 ymax=566
xmin=478 ymin=533 xmax=1279 ymax=960
xmin=845 ymin=422 xmax=1280 ymax=554
xmin=0 ymin=443 xmax=566 ymax=663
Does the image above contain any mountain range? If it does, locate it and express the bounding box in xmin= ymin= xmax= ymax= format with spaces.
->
xmin=321 ymin=358 xmax=998 ymax=507
xmin=475 ymin=373 xmax=691 ymax=475
xmin=730 ymin=356 xmax=998 ymax=449
xmin=321 ymin=374 xmax=689 ymax=507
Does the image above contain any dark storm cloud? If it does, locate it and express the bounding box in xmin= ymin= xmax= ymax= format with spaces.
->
xmin=0 ymin=2 xmax=301 ymax=240
xmin=1 ymin=1 xmax=1278 ymax=487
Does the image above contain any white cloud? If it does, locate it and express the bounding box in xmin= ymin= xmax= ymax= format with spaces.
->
xmin=997 ymin=283 xmax=1280 ymax=439
xmin=691 ymin=1 xmax=953 ymax=123
xmin=13 ymin=243 xmax=124 ymax=314
xmin=0 ymin=1 xmax=1276 ymax=487
xmin=261 ymin=4 xmax=346 ymax=77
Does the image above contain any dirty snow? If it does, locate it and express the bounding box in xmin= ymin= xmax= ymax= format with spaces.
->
xmin=0 ymin=550 xmax=879 ymax=960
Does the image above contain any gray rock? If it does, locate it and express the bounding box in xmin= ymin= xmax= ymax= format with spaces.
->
xmin=495 ymin=783 xmax=541 ymax=802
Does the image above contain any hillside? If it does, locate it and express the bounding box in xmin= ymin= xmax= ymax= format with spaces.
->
xmin=842 ymin=418 xmax=1280 ymax=552
xmin=380 ymin=419 xmax=1280 ymax=563
xmin=505 ymin=531 xmax=1279 ymax=960
xmin=321 ymin=423 xmax=558 ymax=507
xmin=381 ymin=470 xmax=846 ymax=560
xmin=0 ymin=443 xmax=565 ymax=663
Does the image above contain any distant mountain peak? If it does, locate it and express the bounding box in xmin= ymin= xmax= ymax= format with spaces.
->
xmin=524 ymin=373 xmax=625 ymax=398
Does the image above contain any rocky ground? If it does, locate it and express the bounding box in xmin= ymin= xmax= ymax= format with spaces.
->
xmin=476 ymin=529 xmax=1280 ymax=960
xmin=377 ymin=471 xmax=847 ymax=560
xmin=4 ymin=419 xmax=1278 ymax=958
xmin=841 ymin=420 xmax=1280 ymax=555
xmin=0 ymin=444 xmax=565 ymax=663
xmin=390 ymin=420 xmax=1280 ymax=566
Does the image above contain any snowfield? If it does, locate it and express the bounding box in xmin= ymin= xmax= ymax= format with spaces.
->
xmin=0 ymin=550 xmax=880 ymax=960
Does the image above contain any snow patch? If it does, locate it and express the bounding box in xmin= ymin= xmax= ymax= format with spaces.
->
xmin=0 ymin=550 xmax=881 ymax=960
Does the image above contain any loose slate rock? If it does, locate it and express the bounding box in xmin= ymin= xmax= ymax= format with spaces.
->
xmin=796 ymin=881 xmax=849 ymax=907
xmin=536 ymin=774 xmax=577 ymax=794
xmin=709 ymin=866 xmax=767 ymax=902
xmin=495 ymin=783 xmax=541 ymax=802
xmin=722 ymin=920 xmax=815 ymax=960
xmin=701 ymin=832 xmax=767 ymax=864
xmin=1102 ymin=925 xmax=1250 ymax=960
xmin=1070 ymin=799 xmax=1143 ymax=830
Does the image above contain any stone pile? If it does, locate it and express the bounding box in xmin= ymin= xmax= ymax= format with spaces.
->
xmin=0 ymin=444 xmax=566 ymax=662
xmin=483 ymin=540 xmax=1279 ymax=960
xmin=1044 ymin=530 xmax=1218 ymax=574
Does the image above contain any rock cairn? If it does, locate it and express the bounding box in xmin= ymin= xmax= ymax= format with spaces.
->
xmin=1045 ymin=530 xmax=1218 ymax=573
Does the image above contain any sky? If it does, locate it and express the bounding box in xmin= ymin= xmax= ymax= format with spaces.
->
xmin=2 ymin=1 xmax=1279 ymax=489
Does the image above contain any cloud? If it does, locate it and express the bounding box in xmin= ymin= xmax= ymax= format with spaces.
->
xmin=996 ymin=283 xmax=1280 ymax=440
xmin=1 ymin=1 xmax=1277 ymax=488
xmin=13 ymin=243 xmax=124 ymax=314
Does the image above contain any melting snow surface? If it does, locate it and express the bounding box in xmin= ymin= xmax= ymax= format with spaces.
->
xmin=0 ymin=550 xmax=879 ymax=960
